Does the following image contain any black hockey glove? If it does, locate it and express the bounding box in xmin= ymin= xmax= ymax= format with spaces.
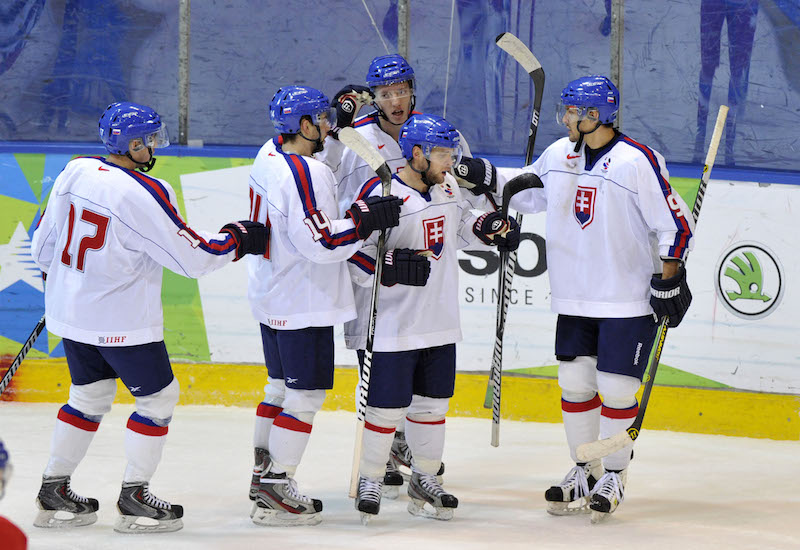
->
xmin=345 ymin=195 xmax=402 ymax=240
xmin=494 ymin=216 xmax=520 ymax=253
xmin=473 ymin=212 xmax=514 ymax=247
xmin=650 ymin=264 xmax=692 ymax=327
xmin=381 ymin=248 xmax=431 ymax=287
xmin=220 ymin=220 xmax=268 ymax=261
xmin=453 ymin=156 xmax=497 ymax=196
xmin=329 ymin=85 xmax=375 ymax=139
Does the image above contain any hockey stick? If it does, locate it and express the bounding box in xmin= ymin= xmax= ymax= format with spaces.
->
xmin=0 ymin=315 xmax=46 ymax=395
xmin=487 ymin=32 xmax=545 ymax=447
xmin=337 ymin=127 xmax=393 ymax=498
xmin=577 ymin=105 xmax=729 ymax=462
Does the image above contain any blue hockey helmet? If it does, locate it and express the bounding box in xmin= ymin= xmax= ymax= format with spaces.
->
xmin=269 ymin=86 xmax=334 ymax=134
xmin=399 ymin=114 xmax=462 ymax=163
xmin=558 ymin=75 xmax=620 ymax=125
xmin=98 ymin=102 xmax=169 ymax=155
xmin=366 ymin=54 xmax=415 ymax=89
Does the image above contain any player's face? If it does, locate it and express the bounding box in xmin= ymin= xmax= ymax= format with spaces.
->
xmin=425 ymin=146 xmax=458 ymax=185
xmin=128 ymin=140 xmax=154 ymax=163
xmin=374 ymin=81 xmax=412 ymax=125
xmin=560 ymin=106 xmax=600 ymax=142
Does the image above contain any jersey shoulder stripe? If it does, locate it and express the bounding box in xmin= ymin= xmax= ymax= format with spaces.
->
xmin=103 ymin=159 xmax=235 ymax=256
xmin=621 ymin=136 xmax=692 ymax=259
xmin=353 ymin=114 xmax=379 ymax=128
xmin=356 ymin=176 xmax=381 ymax=201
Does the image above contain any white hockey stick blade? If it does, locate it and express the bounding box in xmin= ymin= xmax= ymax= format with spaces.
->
xmin=338 ymin=127 xmax=391 ymax=178
xmin=576 ymin=430 xmax=634 ymax=462
xmin=495 ymin=33 xmax=541 ymax=74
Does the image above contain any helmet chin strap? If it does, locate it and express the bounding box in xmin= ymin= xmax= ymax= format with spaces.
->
xmin=299 ymin=125 xmax=325 ymax=154
xmin=126 ymin=148 xmax=157 ymax=172
xmin=408 ymin=156 xmax=435 ymax=190
xmin=573 ymin=119 xmax=602 ymax=153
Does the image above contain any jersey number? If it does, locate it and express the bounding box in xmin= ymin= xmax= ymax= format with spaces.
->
xmin=249 ymin=186 xmax=271 ymax=259
xmin=666 ymin=193 xmax=686 ymax=217
xmin=60 ymin=203 xmax=110 ymax=271
xmin=303 ymin=209 xmax=332 ymax=242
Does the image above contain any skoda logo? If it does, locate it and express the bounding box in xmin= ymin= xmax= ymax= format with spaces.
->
xmin=715 ymin=241 xmax=784 ymax=320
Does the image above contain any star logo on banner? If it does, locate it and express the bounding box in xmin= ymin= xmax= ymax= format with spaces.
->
xmin=0 ymin=221 xmax=44 ymax=293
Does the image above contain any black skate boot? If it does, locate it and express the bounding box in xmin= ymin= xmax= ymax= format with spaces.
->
xmin=252 ymin=470 xmax=323 ymax=526
xmin=356 ymin=476 xmax=383 ymax=525
xmin=34 ymin=475 xmax=99 ymax=528
xmin=249 ymin=447 xmax=270 ymax=501
xmin=545 ymin=460 xmax=603 ymax=516
xmin=407 ymin=471 xmax=458 ymax=521
xmin=382 ymin=459 xmax=403 ymax=499
xmin=114 ymin=482 xmax=184 ymax=533
xmin=589 ymin=469 xmax=627 ymax=524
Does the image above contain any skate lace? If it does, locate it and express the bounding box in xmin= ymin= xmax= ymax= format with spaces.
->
xmin=418 ymin=473 xmax=446 ymax=497
xmin=592 ymin=472 xmax=623 ymax=502
xmin=141 ymin=485 xmax=171 ymax=510
xmin=65 ymin=479 xmax=90 ymax=504
xmin=359 ymin=477 xmax=383 ymax=502
xmin=284 ymin=477 xmax=313 ymax=504
xmin=559 ymin=465 xmax=591 ymax=499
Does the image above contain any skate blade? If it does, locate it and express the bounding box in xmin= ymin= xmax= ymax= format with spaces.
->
xmin=33 ymin=509 xmax=97 ymax=528
xmin=546 ymin=498 xmax=590 ymax=516
xmin=113 ymin=515 xmax=183 ymax=533
xmin=251 ymin=507 xmax=322 ymax=527
xmin=382 ymin=484 xmax=399 ymax=500
xmin=590 ymin=510 xmax=612 ymax=524
xmin=360 ymin=512 xmax=375 ymax=526
xmin=407 ymin=499 xmax=454 ymax=521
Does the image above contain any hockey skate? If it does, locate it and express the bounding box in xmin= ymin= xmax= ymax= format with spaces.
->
xmin=382 ymin=459 xmax=403 ymax=499
xmin=249 ymin=447 xmax=270 ymax=501
xmin=589 ymin=470 xmax=627 ymax=524
xmin=252 ymin=471 xmax=322 ymax=526
xmin=545 ymin=460 xmax=603 ymax=516
xmin=34 ymin=476 xmax=99 ymax=528
xmin=114 ymin=482 xmax=184 ymax=533
xmin=407 ymin=471 xmax=458 ymax=521
xmin=356 ymin=476 xmax=383 ymax=525
xmin=389 ymin=431 xmax=445 ymax=484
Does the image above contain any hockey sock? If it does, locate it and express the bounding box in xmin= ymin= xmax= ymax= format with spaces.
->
xmin=43 ymin=405 xmax=102 ymax=477
xmin=561 ymin=393 xmax=602 ymax=463
xmin=361 ymin=407 xmax=404 ymax=478
xmin=404 ymin=415 xmax=445 ymax=475
xmin=268 ymin=411 xmax=314 ymax=477
xmin=123 ymin=412 xmax=168 ymax=483
xmin=254 ymin=403 xmax=283 ymax=450
xmin=599 ymin=402 xmax=638 ymax=471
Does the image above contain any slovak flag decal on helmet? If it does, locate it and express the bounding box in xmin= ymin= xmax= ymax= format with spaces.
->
xmin=574 ymin=186 xmax=596 ymax=229
xmin=423 ymin=216 xmax=445 ymax=259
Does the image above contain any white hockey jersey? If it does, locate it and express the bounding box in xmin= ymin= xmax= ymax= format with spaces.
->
xmin=247 ymin=138 xmax=362 ymax=330
xmin=30 ymin=156 xmax=238 ymax=346
xmin=497 ymin=134 xmax=694 ymax=318
xmin=344 ymin=173 xmax=481 ymax=352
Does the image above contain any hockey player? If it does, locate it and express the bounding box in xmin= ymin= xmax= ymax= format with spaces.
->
xmin=247 ymin=86 xmax=402 ymax=527
xmin=30 ymin=101 xmax=268 ymax=533
xmin=0 ymin=439 xmax=28 ymax=549
xmin=345 ymin=114 xmax=519 ymax=523
xmin=467 ymin=76 xmax=694 ymax=522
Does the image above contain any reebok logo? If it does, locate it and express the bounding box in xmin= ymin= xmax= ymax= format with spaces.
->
xmin=98 ymin=167 xmax=109 ymax=171
xmin=567 ymin=154 xmax=580 ymax=159
xmin=378 ymin=144 xmax=386 ymax=149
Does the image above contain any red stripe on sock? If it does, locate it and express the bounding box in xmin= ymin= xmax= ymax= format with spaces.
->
xmin=365 ymin=421 xmax=396 ymax=434
xmin=257 ymin=403 xmax=283 ymax=419
xmin=405 ymin=417 xmax=445 ymax=425
xmin=601 ymin=404 xmax=639 ymax=419
xmin=561 ymin=394 xmax=602 ymax=413
xmin=57 ymin=408 xmax=100 ymax=432
xmin=273 ymin=414 xmax=312 ymax=434
xmin=126 ymin=417 xmax=169 ymax=436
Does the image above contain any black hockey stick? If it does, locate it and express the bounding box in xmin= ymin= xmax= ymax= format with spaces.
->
xmin=0 ymin=315 xmax=46 ymax=395
xmin=487 ymin=32 xmax=545 ymax=447
xmin=337 ymin=127 xmax=393 ymax=498
xmin=577 ymin=105 xmax=729 ymax=462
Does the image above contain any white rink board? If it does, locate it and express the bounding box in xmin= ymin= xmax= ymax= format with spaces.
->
xmin=181 ymin=168 xmax=800 ymax=394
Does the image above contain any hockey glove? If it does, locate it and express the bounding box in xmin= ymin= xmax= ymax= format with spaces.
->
xmin=329 ymin=85 xmax=375 ymax=139
xmin=220 ymin=220 xmax=269 ymax=261
xmin=453 ymin=157 xmax=497 ymax=196
xmin=473 ymin=212 xmax=514 ymax=247
xmin=346 ymin=195 xmax=402 ymax=240
xmin=381 ymin=249 xmax=431 ymax=287
xmin=494 ymin=216 xmax=520 ymax=253
xmin=650 ymin=264 xmax=692 ymax=327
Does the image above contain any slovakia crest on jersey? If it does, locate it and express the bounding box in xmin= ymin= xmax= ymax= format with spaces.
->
xmin=423 ymin=216 xmax=445 ymax=259
xmin=574 ymin=186 xmax=596 ymax=229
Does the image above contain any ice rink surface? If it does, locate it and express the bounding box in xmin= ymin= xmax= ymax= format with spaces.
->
xmin=0 ymin=402 xmax=798 ymax=550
